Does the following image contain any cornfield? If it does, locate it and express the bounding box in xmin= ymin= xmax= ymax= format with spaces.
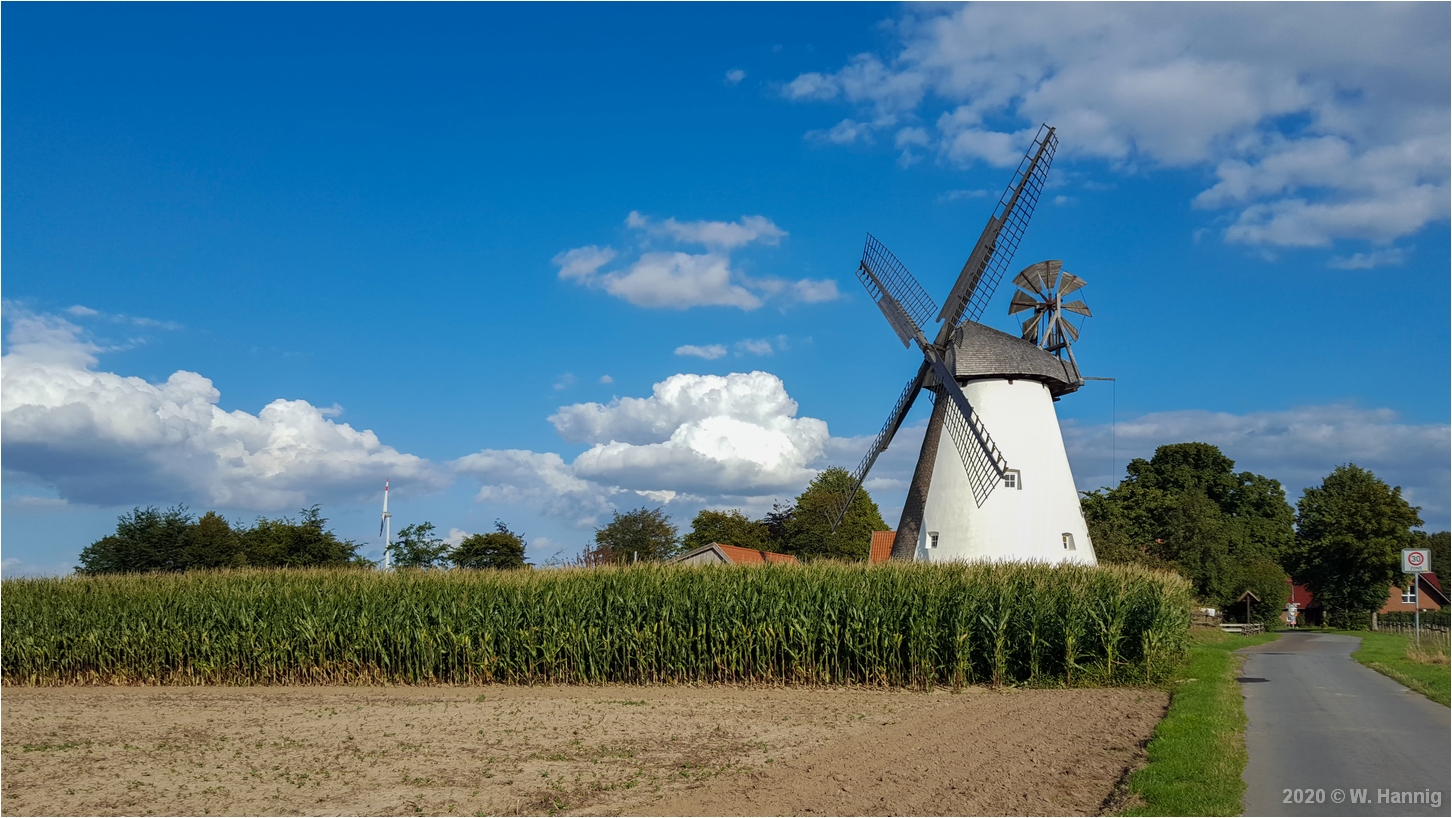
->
xmin=3 ymin=562 xmax=1191 ymax=688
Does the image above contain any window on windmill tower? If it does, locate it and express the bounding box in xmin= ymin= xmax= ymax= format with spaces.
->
xmin=1004 ymin=470 xmax=1021 ymax=489
xmin=1062 ymin=533 xmax=1075 ymax=551
xmin=928 ymin=532 xmax=939 ymax=549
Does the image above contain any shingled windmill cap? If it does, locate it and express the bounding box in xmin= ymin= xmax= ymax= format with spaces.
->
xmin=949 ymin=321 xmax=1083 ymax=396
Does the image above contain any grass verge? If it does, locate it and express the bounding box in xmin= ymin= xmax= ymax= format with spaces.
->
xmin=1119 ymin=628 xmax=1278 ymax=816
xmin=1347 ymin=630 xmax=1450 ymax=707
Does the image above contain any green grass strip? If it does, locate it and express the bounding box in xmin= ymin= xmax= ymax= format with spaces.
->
xmin=1121 ymin=629 xmax=1278 ymax=817
xmin=1348 ymin=630 xmax=1450 ymax=707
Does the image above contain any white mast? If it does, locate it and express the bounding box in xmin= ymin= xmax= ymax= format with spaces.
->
xmin=379 ymin=479 xmax=393 ymax=569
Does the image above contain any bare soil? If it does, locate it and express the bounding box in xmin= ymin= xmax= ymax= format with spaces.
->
xmin=1 ymin=685 xmax=1166 ymax=816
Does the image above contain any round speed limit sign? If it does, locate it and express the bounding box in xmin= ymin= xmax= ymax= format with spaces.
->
xmin=1403 ymin=548 xmax=1429 ymax=572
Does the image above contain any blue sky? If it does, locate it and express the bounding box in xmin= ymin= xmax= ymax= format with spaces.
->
xmin=4 ymin=3 xmax=1449 ymax=575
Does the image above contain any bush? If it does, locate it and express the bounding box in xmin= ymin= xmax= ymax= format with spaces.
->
xmin=451 ymin=522 xmax=529 ymax=570
xmin=3 ymin=562 xmax=1191 ymax=688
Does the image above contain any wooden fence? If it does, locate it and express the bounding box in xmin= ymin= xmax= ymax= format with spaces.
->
xmin=1372 ymin=620 xmax=1452 ymax=641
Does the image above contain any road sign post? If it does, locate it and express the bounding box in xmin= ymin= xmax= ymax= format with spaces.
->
xmin=1401 ymin=548 xmax=1430 ymax=644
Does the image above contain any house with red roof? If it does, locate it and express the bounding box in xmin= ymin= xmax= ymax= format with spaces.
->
xmin=1281 ymin=572 xmax=1446 ymax=626
xmin=669 ymin=542 xmax=799 ymax=566
xmin=1380 ymin=571 xmax=1447 ymax=614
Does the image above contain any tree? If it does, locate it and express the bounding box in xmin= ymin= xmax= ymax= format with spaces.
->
xmin=761 ymin=501 xmax=794 ymax=552
xmin=1081 ymin=442 xmax=1295 ymax=611
xmin=1286 ymin=464 xmax=1422 ymax=627
xmin=75 ymin=504 xmax=365 ymax=574
xmin=77 ymin=505 xmax=193 ymax=574
xmin=1415 ymin=530 xmax=1450 ymax=582
xmin=683 ymin=509 xmax=771 ymax=552
xmin=244 ymin=506 xmax=364 ymax=568
xmin=451 ymin=521 xmax=529 ymax=570
xmin=1223 ymin=559 xmax=1291 ymax=626
xmin=781 ymin=467 xmax=886 ymax=561
xmin=182 ymin=511 xmax=246 ymax=569
xmin=593 ymin=507 xmax=680 ymax=564
xmin=387 ymin=521 xmax=450 ymax=569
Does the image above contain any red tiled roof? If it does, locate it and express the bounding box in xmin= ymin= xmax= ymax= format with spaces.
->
xmin=1417 ymin=572 xmax=1449 ymax=606
xmin=712 ymin=543 xmax=799 ymax=565
xmin=869 ymin=531 xmax=895 ymax=564
xmin=1422 ymin=571 xmax=1444 ymax=594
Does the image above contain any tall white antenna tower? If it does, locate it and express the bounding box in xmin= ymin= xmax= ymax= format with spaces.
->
xmin=379 ymin=479 xmax=393 ymax=569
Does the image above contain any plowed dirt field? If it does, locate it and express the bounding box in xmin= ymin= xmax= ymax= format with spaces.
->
xmin=2 ymin=685 xmax=1165 ymax=816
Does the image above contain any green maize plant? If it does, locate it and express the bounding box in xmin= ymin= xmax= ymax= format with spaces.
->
xmin=2 ymin=562 xmax=1191 ymax=688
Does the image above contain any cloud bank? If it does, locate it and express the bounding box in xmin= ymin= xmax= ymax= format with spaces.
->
xmin=1 ymin=308 xmax=444 ymax=511
xmin=785 ymin=4 xmax=1449 ymax=252
xmin=1063 ymin=404 xmax=1450 ymax=529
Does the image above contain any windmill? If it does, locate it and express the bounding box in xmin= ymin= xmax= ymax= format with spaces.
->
xmin=379 ymin=479 xmax=393 ymax=569
xmin=831 ymin=124 xmax=1098 ymax=565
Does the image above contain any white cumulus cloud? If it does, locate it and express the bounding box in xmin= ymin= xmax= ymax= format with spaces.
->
xmin=456 ymin=372 xmax=834 ymax=525
xmin=452 ymin=449 xmax=617 ymax=527
xmin=675 ymin=344 xmax=728 ymax=360
xmin=0 ymin=309 xmax=445 ymax=511
xmin=786 ymin=4 xmax=1450 ymax=249
xmin=554 ymin=211 xmax=836 ymax=310
xmin=626 ymin=211 xmax=787 ymax=250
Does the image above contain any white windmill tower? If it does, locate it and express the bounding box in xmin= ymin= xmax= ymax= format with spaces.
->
xmin=830 ymin=125 xmax=1097 ymax=566
xmin=379 ymin=480 xmax=393 ymax=569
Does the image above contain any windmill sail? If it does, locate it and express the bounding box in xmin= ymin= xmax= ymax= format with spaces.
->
xmin=929 ymin=383 xmax=1009 ymax=507
xmin=834 ymin=233 xmax=1012 ymax=531
xmin=935 ymin=125 xmax=1058 ymax=340
xmin=828 ymin=364 xmax=930 ymax=530
xmin=857 ymin=234 xmax=940 ymax=348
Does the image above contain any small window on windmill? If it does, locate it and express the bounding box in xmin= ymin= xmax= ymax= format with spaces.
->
xmin=1004 ymin=470 xmax=1021 ymax=489
xmin=928 ymin=531 xmax=940 ymax=549
xmin=1062 ymin=533 xmax=1075 ymax=551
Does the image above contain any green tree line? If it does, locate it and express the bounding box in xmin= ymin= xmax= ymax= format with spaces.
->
xmin=77 ymin=505 xmax=370 ymax=574
xmin=77 ymin=507 xmax=530 ymax=574
xmin=1084 ymin=442 xmax=1444 ymax=628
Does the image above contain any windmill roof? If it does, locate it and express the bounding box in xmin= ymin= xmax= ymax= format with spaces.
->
xmin=950 ymin=321 xmax=1082 ymax=395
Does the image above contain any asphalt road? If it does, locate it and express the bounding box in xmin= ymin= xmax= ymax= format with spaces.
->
xmin=1240 ymin=632 xmax=1450 ymax=816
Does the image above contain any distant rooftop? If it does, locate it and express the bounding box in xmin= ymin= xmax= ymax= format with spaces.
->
xmin=869 ymin=531 xmax=894 ymax=564
xmin=669 ymin=543 xmax=799 ymax=566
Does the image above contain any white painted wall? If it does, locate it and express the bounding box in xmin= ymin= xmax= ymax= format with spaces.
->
xmin=917 ymin=378 xmax=1096 ymax=566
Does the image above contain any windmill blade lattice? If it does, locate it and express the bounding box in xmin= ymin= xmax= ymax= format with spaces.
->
xmin=928 ymin=383 xmax=1008 ymax=507
xmin=857 ymin=235 xmax=939 ymax=348
xmin=937 ymin=125 xmax=1058 ymax=336
xmin=828 ymin=364 xmax=930 ymax=530
xmin=1009 ymin=260 xmax=1091 ymax=352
